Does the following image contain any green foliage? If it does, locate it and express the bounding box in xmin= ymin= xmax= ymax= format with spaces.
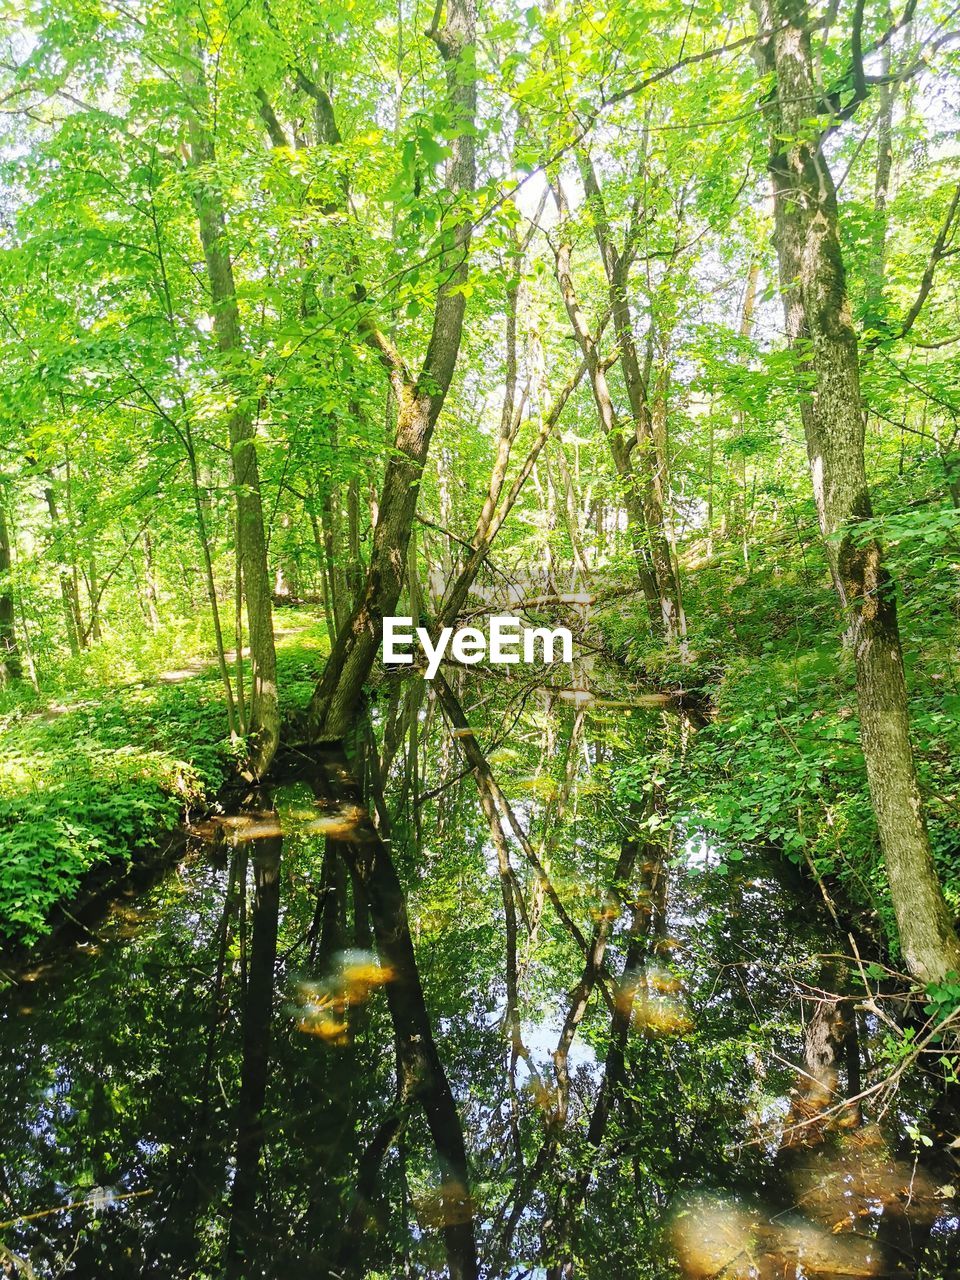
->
xmin=0 ymin=609 xmax=328 ymax=945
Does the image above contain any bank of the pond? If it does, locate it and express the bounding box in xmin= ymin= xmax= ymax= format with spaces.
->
xmin=0 ymin=610 xmax=329 ymax=956
xmin=602 ymin=560 xmax=960 ymax=971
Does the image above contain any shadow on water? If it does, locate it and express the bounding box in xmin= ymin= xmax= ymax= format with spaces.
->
xmin=1 ymin=664 xmax=959 ymax=1278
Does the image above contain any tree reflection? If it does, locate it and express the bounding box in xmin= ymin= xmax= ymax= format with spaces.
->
xmin=0 ymin=666 xmax=958 ymax=1277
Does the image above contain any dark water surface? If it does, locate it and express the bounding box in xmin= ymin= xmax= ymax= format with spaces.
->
xmin=1 ymin=670 xmax=959 ymax=1278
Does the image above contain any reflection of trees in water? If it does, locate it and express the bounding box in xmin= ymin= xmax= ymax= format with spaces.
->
xmin=0 ymin=667 xmax=958 ymax=1277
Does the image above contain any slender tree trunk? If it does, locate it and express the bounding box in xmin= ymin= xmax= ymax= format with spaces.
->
xmin=43 ymin=483 xmax=83 ymax=657
xmin=436 ymin=360 xmax=586 ymax=630
xmin=142 ymin=530 xmax=161 ymax=629
xmin=574 ymin=151 xmax=684 ymax=636
xmin=183 ymin=34 xmax=280 ymax=775
xmin=865 ymin=13 xmax=895 ymax=327
xmin=183 ymin=438 xmax=239 ymax=738
xmin=755 ymin=0 xmax=960 ymax=984
xmin=0 ymin=498 xmax=22 ymax=685
xmin=226 ymin=807 xmax=282 ymax=1275
xmin=548 ymin=198 xmax=663 ymax=628
xmin=86 ymin=556 xmax=102 ymax=643
xmin=309 ymin=748 xmax=479 ymax=1280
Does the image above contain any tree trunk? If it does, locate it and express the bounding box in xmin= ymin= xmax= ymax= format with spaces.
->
xmin=183 ymin=34 xmax=280 ymax=776
xmin=547 ymin=192 xmax=670 ymax=627
xmin=226 ymin=804 xmax=282 ymax=1274
xmin=0 ymin=497 xmax=22 ymax=685
xmin=865 ymin=12 xmax=895 ymax=328
xmin=142 ymin=529 xmax=161 ymax=629
xmin=308 ymin=748 xmax=479 ymax=1280
xmin=575 ymin=150 xmax=684 ymax=637
xmin=43 ymin=482 xmax=83 ymax=658
xmin=306 ymin=0 xmax=477 ymax=741
xmin=755 ymin=0 xmax=960 ymax=984
xmin=86 ymin=556 xmax=103 ymax=643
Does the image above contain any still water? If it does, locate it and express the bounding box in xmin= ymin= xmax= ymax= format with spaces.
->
xmin=1 ymin=669 xmax=958 ymax=1277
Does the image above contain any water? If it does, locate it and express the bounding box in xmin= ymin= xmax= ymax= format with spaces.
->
xmin=1 ymin=669 xmax=958 ymax=1278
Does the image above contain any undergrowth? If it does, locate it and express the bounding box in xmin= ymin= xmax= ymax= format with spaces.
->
xmin=0 ymin=608 xmax=329 ymax=947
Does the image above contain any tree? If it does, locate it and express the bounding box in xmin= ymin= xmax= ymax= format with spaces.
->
xmin=754 ymin=0 xmax=960 ymax=983
xmin=306 ymin=0 xmax=479 ymax=740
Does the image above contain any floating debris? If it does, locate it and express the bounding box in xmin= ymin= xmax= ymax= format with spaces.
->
xmin=555 ymin=688 xmax=596 ymax=707
xmin=412 ymin=1180 xmax=473 ymax=1229
xmin=514 ymin=775 xmax=561 ymax=802
xmin=617 ymin=966 xmax=693 ymax=1037
xmin=631 ymin=992 xmax=694 ymax=1037
xmin=670 ymin=1192 xmax=887 ymax=1278
xmin=290 ymin=951 xmax=393 ymax=1046
xmin=788 ymin=1123 xmax=940 ymax=1229
xmin=189 ymin=813 xmax=283 ymax=842
xmin=298 ymin=805 xmax=370 ymax=841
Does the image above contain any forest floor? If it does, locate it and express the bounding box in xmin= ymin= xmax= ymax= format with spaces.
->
xmin=0 ymin=608 xmax=329 ymax=950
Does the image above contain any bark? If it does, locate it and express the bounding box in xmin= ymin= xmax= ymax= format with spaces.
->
xmin=755 ymin=0 xmax=960 ymax=984
xmin=436 ymin=358 xmax=586 ymax=630
xmin=435 ymin=678 xmax=528 ymax=1061
xmin=184 ymin=434 xmax=240 ymax=738
xmin=865 ymin=18 xmax=895 ymax=327
xmin=142 ymin=529 xmax=161 ymax=629
xmin=0 ymin=497 xmax=22 ymax=685
xmin=548 ymin=193 xmax=661 ymax=628
xmin=306 ymin=0 xmax=478 ymax=741
xmin=551 ymin=837 xmax=639 ymax=1127
xmin=183 ymin=37 xmax=280 ymax=776
xmin=85 ymin=556 xmax=102 ymax=643
xmin=434 ymin=674 xmax=590 ymax=958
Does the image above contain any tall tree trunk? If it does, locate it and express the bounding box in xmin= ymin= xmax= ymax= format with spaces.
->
xmin=308 ymin=748 xmax=479 ymax=1280
xmin=184 ymin=435 xmax=240 ymax=738
xmin=43 ymin=483 xmax=83 ymax=658
xmin=306 ymin=0 xmax=477 ymax=741
xmin=755 ymin=0 xmax=960 ymax=984
xmin=86 ymin=556 xmax=102 ymax=643
xmin=0 ymin=497 xmax=22 ymax=685
xmin=183 ymin=31 xmax=280 ymax=776
xmin=549 ymin=219 xmax=661 ymax=626
xmin=226 ymin=804 xmax=282 ymax=1274
xmin=142 ymin=530 xmax=161 ymax=629
xmin=865 ymin=11 xmax=895 ymax=328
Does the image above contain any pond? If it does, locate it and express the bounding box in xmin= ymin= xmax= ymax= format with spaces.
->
xmin=1 ymin=665 xmax=958 ymax=1278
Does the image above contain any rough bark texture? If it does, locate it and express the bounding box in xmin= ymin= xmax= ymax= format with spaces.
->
xmin=306 ymin=0 xmax=477 ymax=741
xmin=756 ymin=0 xmax=960 ymax=984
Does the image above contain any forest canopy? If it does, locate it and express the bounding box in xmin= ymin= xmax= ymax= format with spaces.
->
xmin=3 ymin=0 xmax=960 ymax=1277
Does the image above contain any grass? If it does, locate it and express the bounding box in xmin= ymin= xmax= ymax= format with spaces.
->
xmin=0 ymin=608 xmax=329 ymax=947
